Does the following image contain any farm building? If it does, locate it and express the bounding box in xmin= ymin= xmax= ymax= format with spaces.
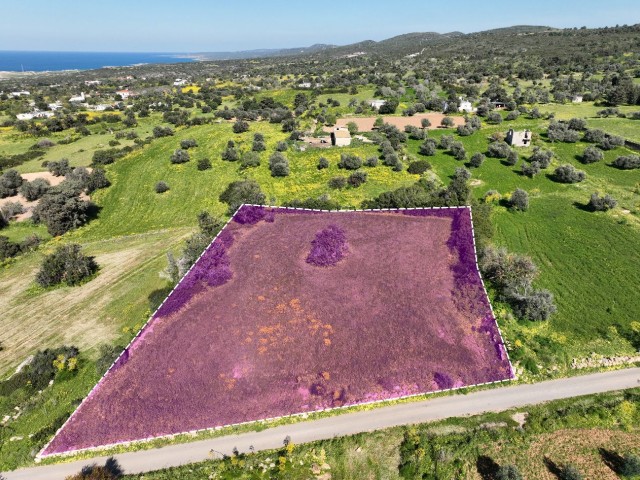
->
xmin=458 ymin=98 xmax=476 ymax=113
xmin=572 ymin=95 xmax=584 ymax=103
xmin=331 ymin=127 xmax=352 ymax=146
xmin=491 ymin=101 xmax=507 ymax=110
xmin=69 ymin=92 xmax=85 ymax=103
xmin=506 ymin=129 xmax=532 ymax=147
xmin=369 ymin=99 xmax=386 ymax=109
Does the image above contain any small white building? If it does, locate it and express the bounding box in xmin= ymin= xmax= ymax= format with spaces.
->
xmin=9 ymin=91 xmax=30 ymax=97
xmin=173 ymin=79 xmax=188 ymax=86
xmin=458 ymin=97 xmax=477 ymax=113
xmin=330 ymin=127 xmax=352 ymax=147
xmin=69 ymin=92 xmax=86 ymax=103
xmin=48 ymin=102 xmax=63 ymax=111
xmin=16 ymin=110 xmax=54 ymax=121
xmin=84 ymin=80 xmax=101 ymax=86
xmin=572 ymin=95 xmax=583 ymax=103
xmin=369 ymin=99 xmax=386 ymax=109
xmin=506 ymin=129 xmax=532 ymax=147
xmin=116 ymin=89 xmax=132 ymax=99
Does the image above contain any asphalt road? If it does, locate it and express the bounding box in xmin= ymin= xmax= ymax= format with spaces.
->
xmin=4 ymin=368 xmax=640 ymax=479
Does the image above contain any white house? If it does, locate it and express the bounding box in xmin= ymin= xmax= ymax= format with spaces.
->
xmin=572 ymin=95 xmax=584 ymax=103
xmin=116 ymin=89 xmax=132 ymax=99
xmin=506 ymin=129 xmax=532 ymax=147
xmin=173 ymin=79 xmax=188 ymax=86
xmin=330 ymin=127 xmax=352 ymax=147
xmin=369 ymin=99 xmax=386 ymax=109
xmin=458 ymin=98 xmax=477 ymax=113
xmin=9 ymin=91 xmax=30 ymax=97
xmin=69 ymin=92 xmax=86 ymax=103
xmin=16 ymin=110 xmax=54 ymax=121
xmin=84 ymin=80 xmax=101 ymax=86
xmin=48 ymin=102 xmax=63 ymax=111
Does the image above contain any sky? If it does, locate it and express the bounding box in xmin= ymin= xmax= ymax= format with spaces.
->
xmin=1 ymin=0 xmax=639 ymax=53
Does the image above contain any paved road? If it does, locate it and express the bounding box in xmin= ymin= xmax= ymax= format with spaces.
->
xmin=4 ymin=368 xmax=640 ymax=479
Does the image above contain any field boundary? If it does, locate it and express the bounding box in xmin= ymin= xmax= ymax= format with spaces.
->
xmin=37 ymin=204 xmax=515 ymax=460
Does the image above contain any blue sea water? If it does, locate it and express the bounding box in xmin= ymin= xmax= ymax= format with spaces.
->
xmin=0 ymin=51 xmax=195 ymax=72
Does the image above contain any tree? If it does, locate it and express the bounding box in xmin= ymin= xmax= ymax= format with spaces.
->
xmin=219 ymin=179 xmax=266 ymax=214
xmin=338 ymin=153 xmax=363 ymax=170
xmin=421 ymin=118 xmax=431 ymax=128
xmin=240 ymin=151 xmax=260 ymax=169
xmin=221 ymin=144 xmax=239 ymax=161
xmin=197 ymin=158 xmax=212 ymax=171
xmin=581 ymin=145 xmax=604 ymax=163
xmin=559 ymin=464 xmax=583 ymax=480
xmin=612 ymin=155 xmax=640 ymax=169
xmin=529 ymin=147 xmax=553 ymax=168
xmin=379 ymin=99 xmax=399 ymax=114
xmin=180 ymin=138 xmax=198 ymax=149
xmin=510 ymin=189 xmax=529 ymax=211
xmin=269 ymin=152 xmax=290 ymax=177
xmin=522 ymin=161 xmax=541 ymax=178
xmin=0 ymin=169 xmax=23 ymax=198
xmin=487 ymin=112 xmax=503 ymax=124
xmin=440 ymin=117 xmax=455 ymax=128
xmin=508 ymin=287 xmax=557 ymax=321
xmin=449 ymin=142 xmax=466 ymax=160
xmin=275 ymin=141 xmax=288 ymax=152
xmin=32 ymin=188 xmax=91 ymax=236
xmin=496 ymin=465 xmax=523 ymax=480
xmin=232 ymin=119 xmax=249 ymax=133
xmin=155 ymin=181 xmax=169 ymax=193
xmin=506 ymin=149 xmax=519 ymax=166
xmin=19 ymin=178 xmax=50 ymax=201
xmin=328 ymin=176 xmax=347 ymax=189
xmin=47 ymin=158 xmax=72 ymax=176
xmin=487 ymin=141 xmax=511 ymax=158
xmin=347 ymin=171 xmax=368 ymax=187
xmin=36 ymin=244 xmax=98 ymax=287
xmin=170 ymin=148 xmax=190 ymax=164
xmin=346 ymin=122 xmax=358 ymax=135
xmin=317 ymin=157 xmax=329 ymax=169
xmin=86 ymin=168 xmax=110 ymax=193
xmin=469 ymin=153 xmax=485 ymax=168
xmin=445 ymin=167 xmax=472 ymax=205
xmin=66 ymin=457 xmax=123 ymax=480
xmin=554 ymin=164 xmax=586 ymax=183
xmin=407 ymin=160 xmax=431 ymax=174
xmin=588 ymin=192 xmax=617 ymax=211
xmin=621 ymin=453 xmax=640 ymax=476
xmin=419 ymin=139 xmax=437 ymax=156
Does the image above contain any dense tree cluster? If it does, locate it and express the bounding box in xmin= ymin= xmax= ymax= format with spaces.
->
xmin=36 ymin=243 xmax=98 ymax=287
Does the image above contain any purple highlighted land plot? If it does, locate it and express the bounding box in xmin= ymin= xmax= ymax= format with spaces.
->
xmin=41 ymin=206 xmax=513 ymax=456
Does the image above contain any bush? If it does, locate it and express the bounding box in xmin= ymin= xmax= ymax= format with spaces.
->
xmin=487 ymin=141 xmax=511 ymax=158
xmin=439 ymin=134 xmax=455 ymax=150
xmin=582 ymin=145 xmax=604 ymax=164
xmin=275 ymin=141 xmax=288 ymax=152
xmin=450 ymin=141 xmax=466 ymax=160
xmin=529 ymin=147 xmax=553 ymax=168
xmin=505 ymin=111 xmax=520 ymax=121
xmin=559 ymin=464 xmax=583 ymax=480
xmin=240 ymin=151 xmax=260 ymax=169
xmin=269 ymin=152 xmax=290 ymax=177
xmin=568 ymin=117 xmax=587 ymax=130
xmin=47 ymin=158 xmax=72 ymax=176
xmin=548 ymin=121 xmax=580 ymax=142
xmin=170 ymin=148 xmax=190 ymax=164
xmin=32 ymin=188 xmax=90 ymax=236
xmin=219 ymin=179 xmax=266 ymax=214
xmin=232 ymin=119 xmax=249 ymax=133
xmin=600 ymin=135 xmax=625 ymax=150
xmin=155 ymin=181 xmax=170 ymax=193
xmin=66 ymin=457 xmax=123 ymax=480
xmin=510 ymin=189 xmax=529 ymax=211
xmin=456 ymin=124 xmax=475 ymax=136
xmin=487 ymin=112 xmax=503 ymax=124
xmin=469 ymin=153 xmax=485 ymax=168
xmin=36 ymin=244 xmax=98 ymax=287
xmin=407 ymin=160 xmax=431 ymax=174
xmin=347 ymin=171 xmax=368 ymax=187
xmin=588 ymin=193 xmax=617 ymax=211
xmin=0 ymin=236 xmax=20 ymax=260
xmin=221 ymin=144 xmax=239 ymax=162
xmin=328 ymin=176 xmax=347 ymax=189
xmin=505 ymin=149 xmax=519 ymax=166
xmin=509 ymin=288 xmax=557 ymax=321
xmin=36 ymin=138 xmax=55 ymax=148
xmin=317 ymin=157 xmax=329 ymax=169
xmin=338 ymin=153 xmax=362 ymax=170
xmin=419 ymin=139 xmax=437 ymax=156
xmin=0 ymin=169 xmax=23 ymax=197
xmin=441 ymin=117 xmax=455 ymax=127
xmin=195 ymin=157 xmax=211 ymax=171
xmin=612 ymin=155 xmax=640 ymax=169
xmin=96 ymin=344 xmax=123 ymax=375
xmin=365 ymin=156 xmax=378 ymax=167
xmin=19 ymin=178 xmax=50 ymax=201
xmin=621 ymin=453 xmax=640 ymax=476
xmin=554 ymin=164 xmax=586 ymax=183
xmin=180 ymin=138 xmax=198 ymax=149
xmin=522 ymin=161 xmax=541 ymax=178
xmin=1 ymin=201 xmax=24 ymax=219
xmin=583 ymin=128 xmax=606 ymax=143
xmin=153 ymin=126 xmax=174 ymax=137
xmin=92 ymin=148 xmax=123 ymax=166
xmin=496 ymin=465 xmax=523 ymax=480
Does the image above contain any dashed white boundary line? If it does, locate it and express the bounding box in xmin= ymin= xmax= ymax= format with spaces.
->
xmin=37 ymin=204 xmax=516 ymax=460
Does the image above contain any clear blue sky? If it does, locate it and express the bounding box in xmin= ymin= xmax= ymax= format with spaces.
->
xmin=1 ymin=0 xmax=639 ymax=52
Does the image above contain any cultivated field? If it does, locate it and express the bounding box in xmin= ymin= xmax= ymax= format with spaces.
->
xmin=42 ymin=206 xmax=512 ymax=455
xmin=327 ymin=113 xmax=466 ymax=132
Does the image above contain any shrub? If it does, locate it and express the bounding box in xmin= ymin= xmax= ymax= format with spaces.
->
xmin=450 ymin=142 xmax=466 ymax=161
xmin=65 ymin=167 xmax=91 ymax=190
xmin=269 ymin=152 xmax=290 ymax=177
xmin=47 ymin=158 xmax=72 ymax=176
xmin=583 ymin=128 xmax=606 ymax=143
xmin=612 ymin=155 xmax=640 ymax=169
xmin=509 ymin=287 xmax=557 ymax=321
xmin=0 ymin=236 xmax=20 ymax=260
xmin=365 ymin=156 xmax=379 ymax=167
xmin=317 ymin=157 xmax=329 ymax=169
xmin=153 ymin=126 xmax=174 ymax=137
xmin=419 ymin=139 xmax=437 ymax=156
xmin=219 ymin=179 xmax=266 ymax=214
xmin=588 ymin=193 xmax=617 ymax=211
xmin=440 ymin=117 xmax=455 ymax=127
xmin=407 ymin=160 xmax=431 ymax=174
xmin=66 ymin=457 xmax=123 ymax=480
xmin=621 ymin=453 xmax=640 ymax=476
xmin=36 ymin=244 xmax=98 ymax=287
xmin=96 ymin=344 xmax=124 ymax=375
xmin=456 ymin=124 xmax=475 ymax=136
xmin=221 ymin=144 xmax=239 ymax=162
xmin=522 ymin=161 xmax=541 ymax=178
xmin=582 ymin=145 xmax=604 ymax=164
xmin=155 ymin=181 xmax=169 ymax=193
xmin=479 ymin=246 xmax=538 ymax=292
xmin=554 ymin=164 xmax=586 ymax=183
xmin=600 ymin=135 xmax=625 ymax=150
xmin=275 ymin=141 xmax=288 ymax=152
xmin=0 ymin=212 xmax=6 ymax=230
xmin=92 ymin=149 xmax=123 ymax=166
xmin=170 ymin=148 xmax=190 ymax=164
xmin=306 ymin=225 xmax=348 ymax=267
xmin=487 ymin=141 xmax=511 ymax=158
xmin=328 ymin=176 xmax=347 ymax=189
xmin=347 ymin=171 xmax=368 ymax=187
xmin=487 ymin=112 xmax=503 ymax=124
xmin=559 ymin=464 xmax=583 ymax=480
xmin=338 ymin=153 xmax=363 ymax=170
xmin=19 ymin=178 xmax=50 ymax=201
xmin=568 ymin=117 xmax=587 ymax=130
xmin=252 ymin=138 xmax=266 ymax=152
xmin=32 ymin=188 xmax=90 ymax=236
xmin=1 ymin=201 xmax=24 ymax=219
xmin=197 ymin=158 xmax=212 ymax=171
xmin=548 ymin=121 xmax=580 ymax=142
xmin=506 ymin=149 xmax=519 ymax=166
xmin=510 ymin=189 xmax=529 ymax=211
xmin=180 ymin=138 xmax=198 ymax=149
xmin=505 ymin=110 xmax=520 ymax=121
xmin=36 ymin=138 xmax=55 ymax=148
xmin=529 ymin=147 xmax=553 ymax=168
xmin=439 ymin=134 xmax=455 ymax=150
xmin=496 ymin=465 xmax=523 ymax=480
xmin=0 ymin=169 xmax=23 ymax=197
xmin=232 ymin=119 xmax=249 ymax=133
xmin=240 ymin=151 xmax=260 ymax=169
xmin=469 ymin=153 xmax=485 ymax=168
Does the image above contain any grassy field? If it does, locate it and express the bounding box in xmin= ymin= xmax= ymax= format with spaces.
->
xmin=125 ymin=388 xmax=640 ymax=479
xmin=587 ymin=117 xmax=640 ymax=143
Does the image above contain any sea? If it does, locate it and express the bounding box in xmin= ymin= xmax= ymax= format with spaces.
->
xmin=0 ymin=51 xmax=195 ymax=72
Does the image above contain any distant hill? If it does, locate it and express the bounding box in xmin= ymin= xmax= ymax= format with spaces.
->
xmin=195 ymin=43 xmax=335 ymax=61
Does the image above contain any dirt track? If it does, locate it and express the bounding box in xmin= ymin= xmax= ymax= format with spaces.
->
xmin=324 ymin=113 xmax=466 ymax=133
